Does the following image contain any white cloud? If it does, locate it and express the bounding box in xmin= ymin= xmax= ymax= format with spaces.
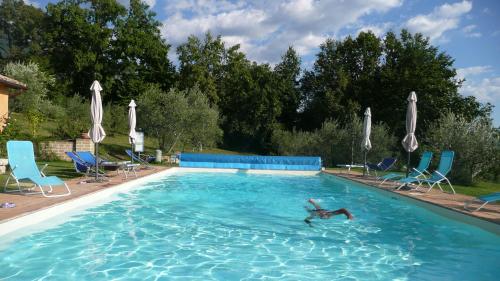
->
xmin=160 ymin=0 xmax=402 ymax=64
xmin=143 ymin=0 xmax=156 ymax=8
xmin=356 ymin=22 xmax=394 ymax=37
xmin=460 ymin=76 xmax=500 ymax=103
xmin=457 ymin=65 xmax=499 ymax=105
xmin=462 ymin=24 xmax=482 ymax=38
xmin=456 ymin=65 xmax=492 ymax=80
xmin=405 ymin=1 xmax=472 ymax=41
xmin=24 ymin=0 xmax=40 ymax=8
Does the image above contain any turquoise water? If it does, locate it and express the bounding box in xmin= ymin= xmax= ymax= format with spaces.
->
xmin=1 ymin=172 xmax=499 ymax=280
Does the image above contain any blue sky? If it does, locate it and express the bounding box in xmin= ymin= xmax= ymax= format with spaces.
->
xmin=29 ymin=0 xmax=500 ymax=125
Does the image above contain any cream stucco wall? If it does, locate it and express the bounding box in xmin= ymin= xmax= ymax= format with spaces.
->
xmin=0 ymin=85 xmax=9 ymax=131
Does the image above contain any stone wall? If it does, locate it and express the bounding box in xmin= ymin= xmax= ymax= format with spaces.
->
xmin=39 ymin=138 xmax=94 ymax=161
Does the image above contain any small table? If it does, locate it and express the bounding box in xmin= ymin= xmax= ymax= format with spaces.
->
xmin=336 ymin=164 xmax=366 ymax=174
xmin=101 ymin=161 xmax=140 ymax=179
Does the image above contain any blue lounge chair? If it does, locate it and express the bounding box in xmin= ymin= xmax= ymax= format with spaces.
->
xmin=4 ymin=141 xmax=71 ymax=197
xmin=77 ymin=151 xmax=139 ymax=178
xmin=366 ymin=157 xmax=397 ymax=176
xmin=397 ymin=150 xmax=455 ymax=194
xmin=464 ymin=192 xmax=500 ymax=212
xmin=65 ymin=151 xmax=92 ymax=176
xmin=379 ymin=151 xmax=433 ymax=185
xmin=126 ymin=149 xmax=154 ymax=166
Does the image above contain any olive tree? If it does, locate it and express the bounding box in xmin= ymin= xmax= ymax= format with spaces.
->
xmin=3 ymin=61 xmax=54 ymax=138
xmin=424 ymin=112 xmax=499 ymax=185
xmin=138 ymin=85 xmax=222 ymax=153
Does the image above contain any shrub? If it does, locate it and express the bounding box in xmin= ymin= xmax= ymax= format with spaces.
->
xmin=4 ymin=62 xmax=55 ymax=138
xmin=271 ymin=118 xmax=397 ymax=167
xmin=424 ymin=112 xmax=499 ymax=185
xmin=103 ymin=103 xmax=128 ymax=136
xmin=51 ymin=95 xmax=90 ymax=139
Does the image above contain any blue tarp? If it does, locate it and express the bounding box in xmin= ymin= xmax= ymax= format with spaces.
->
xmin=179 ymin=153 xmax=321 ymax=171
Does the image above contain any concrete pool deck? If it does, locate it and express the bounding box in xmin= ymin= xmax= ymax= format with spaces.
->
xmin=0 ymin=166 xmax=170 ymax=223
xmin=324 ymin=169 xmax=500 ymax=225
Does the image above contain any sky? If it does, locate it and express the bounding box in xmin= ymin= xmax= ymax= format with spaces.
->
xmin=30 ymin=0 xmax=500 ymax=126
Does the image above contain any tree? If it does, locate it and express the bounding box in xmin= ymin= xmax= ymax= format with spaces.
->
xmin=219 ymin=46 xmax=282 ymax=152
xmin=111 ymin=0 xmax=175 ymax=101
xmin=185 ymin=86 xmax=222 ymax=151
xmin=274 ymin=46 xmax=301 ymax=129
xmin=4 ymin=61 xmax=54 ymax=138
xmin=299 ymin=39 xmax=349 ymax=130
xmin=0 ymin=0 xmax=45 ymax=66
xmin=44 ymin=0 xmax=126 ymax=99
xmin=137 ymin=85 xmax=221 ymax=152
xmin=424 ymin=112 xmax=499 ymax=185
xmin=177 ymin=32 xmax=226 ymax=105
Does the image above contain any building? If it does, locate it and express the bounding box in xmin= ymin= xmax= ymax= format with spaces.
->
xmin=0 ymin=74 xmax=27 ymax=131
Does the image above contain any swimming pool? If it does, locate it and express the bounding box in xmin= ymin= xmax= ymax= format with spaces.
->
xmin=1 ymin=171 xmax=499 ymax=280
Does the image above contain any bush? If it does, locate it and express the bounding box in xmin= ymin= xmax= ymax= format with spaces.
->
xmin=103 ymin=103 xmax=128 ymax=136
xmin=4 ymin=62 xmax=55 ymax=138
xmin=51 ymin=95 xmax=90 ymax=139
xmin=424 ymin=112 xmax=499 ymax=185
xmin=271 ymin=118 xmax=397 ymax=167
xmin=0 ymin=115 xmax=21 ymax=157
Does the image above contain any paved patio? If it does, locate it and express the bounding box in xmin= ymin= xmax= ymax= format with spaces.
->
xmin=324 ymin=169 xmax=500 ymax=224
xmin=0 ymin=166 xmax=170 ymax=222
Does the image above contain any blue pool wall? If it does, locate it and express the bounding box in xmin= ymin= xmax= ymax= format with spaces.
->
xmin=179 ymin=153 xmax=322 ymax=171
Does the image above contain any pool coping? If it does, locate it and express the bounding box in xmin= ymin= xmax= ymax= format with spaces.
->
xmin=323 ymin=171 xmax=500 ymax=235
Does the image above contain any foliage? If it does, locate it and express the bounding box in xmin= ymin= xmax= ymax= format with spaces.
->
xmin=274 ymin=46 xmax=302 ymax=129
xmin=299 ymin=30 xmax=489 ymax=137
xmin=111 ymin=0 xmax=175 ymax=100
xmin=103 ymin=102 xmax=128 ymax=136
xmin=272 ymin=118 xmax=396 ymax=167
xmin=185 ymin=86 xmax=223 ymax=151
xmin=424 ymin=112 xmax=499 ymax=185
xmin=138 ymin=85 xmax=221 ymax=152
xmin=0 ymin=114 xmax=21 ymax=157
xmin=43 ymin=0 xmax=174 ymax=101
xmin=51 ymin=95 xmax=90 ymax=139
xmin=0 ymin=0 xmax=45 ymax=66
xmin=177 ymin=32 xmax=226 ymax=105
xmin=4 ymin=61 xmax=54 ymax=138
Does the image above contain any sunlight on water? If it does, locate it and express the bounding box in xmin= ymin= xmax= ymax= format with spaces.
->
xmin=0 ymin=172 xmax=499 ymax=280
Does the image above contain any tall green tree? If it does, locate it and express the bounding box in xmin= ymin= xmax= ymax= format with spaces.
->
xmin=219 ymin=46 xmax=281 ymax=152
xmin=111 ymin=0 xmax=175 ymax=101
xmin=299 ymin=39 xmax=349 ymax=130
xmin=274 ymin=46 xmax=301 ymax=129
xmin=177 ymin=32 xmax=226 ymax=105
xmin=44 ymin=0 xmax=126 ymax=98
xmin=0 ymin=0 xmax=45 ymax=66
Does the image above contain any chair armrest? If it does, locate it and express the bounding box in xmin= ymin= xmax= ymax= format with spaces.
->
xmin=39 ymin=163 xmax=49 ymax=176
xmin=434 ymin=170 xmax=448 ymax=180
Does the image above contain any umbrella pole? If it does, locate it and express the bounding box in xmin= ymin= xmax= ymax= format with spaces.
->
xmin=95 ymin=142 xmax=99 ymax=181
xmin=406 ymin=151 xmax=411 ymax=177
xmin=363 ymin=151 xmax=367 ymax=176
xmin=131 ymin=143 xmax=134 ymax=163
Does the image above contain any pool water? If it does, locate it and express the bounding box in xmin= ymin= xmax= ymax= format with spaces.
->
xmin=1 ymin=172 xmax=499 ymax=280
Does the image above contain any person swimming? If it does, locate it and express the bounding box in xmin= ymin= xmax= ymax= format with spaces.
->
xmin=304 ymin=198 xmax=353 ymax=226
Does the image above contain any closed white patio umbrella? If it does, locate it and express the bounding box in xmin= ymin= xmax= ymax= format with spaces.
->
xmin=89 ymin=80 xmax=106 ymax=181
xmin=361 ymin=107 xmax=372 ymax=175
xmin=402 ymin=91 xmax=418 ymax=177
xmin=128 ymin=100 xmax=137 ymax=163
